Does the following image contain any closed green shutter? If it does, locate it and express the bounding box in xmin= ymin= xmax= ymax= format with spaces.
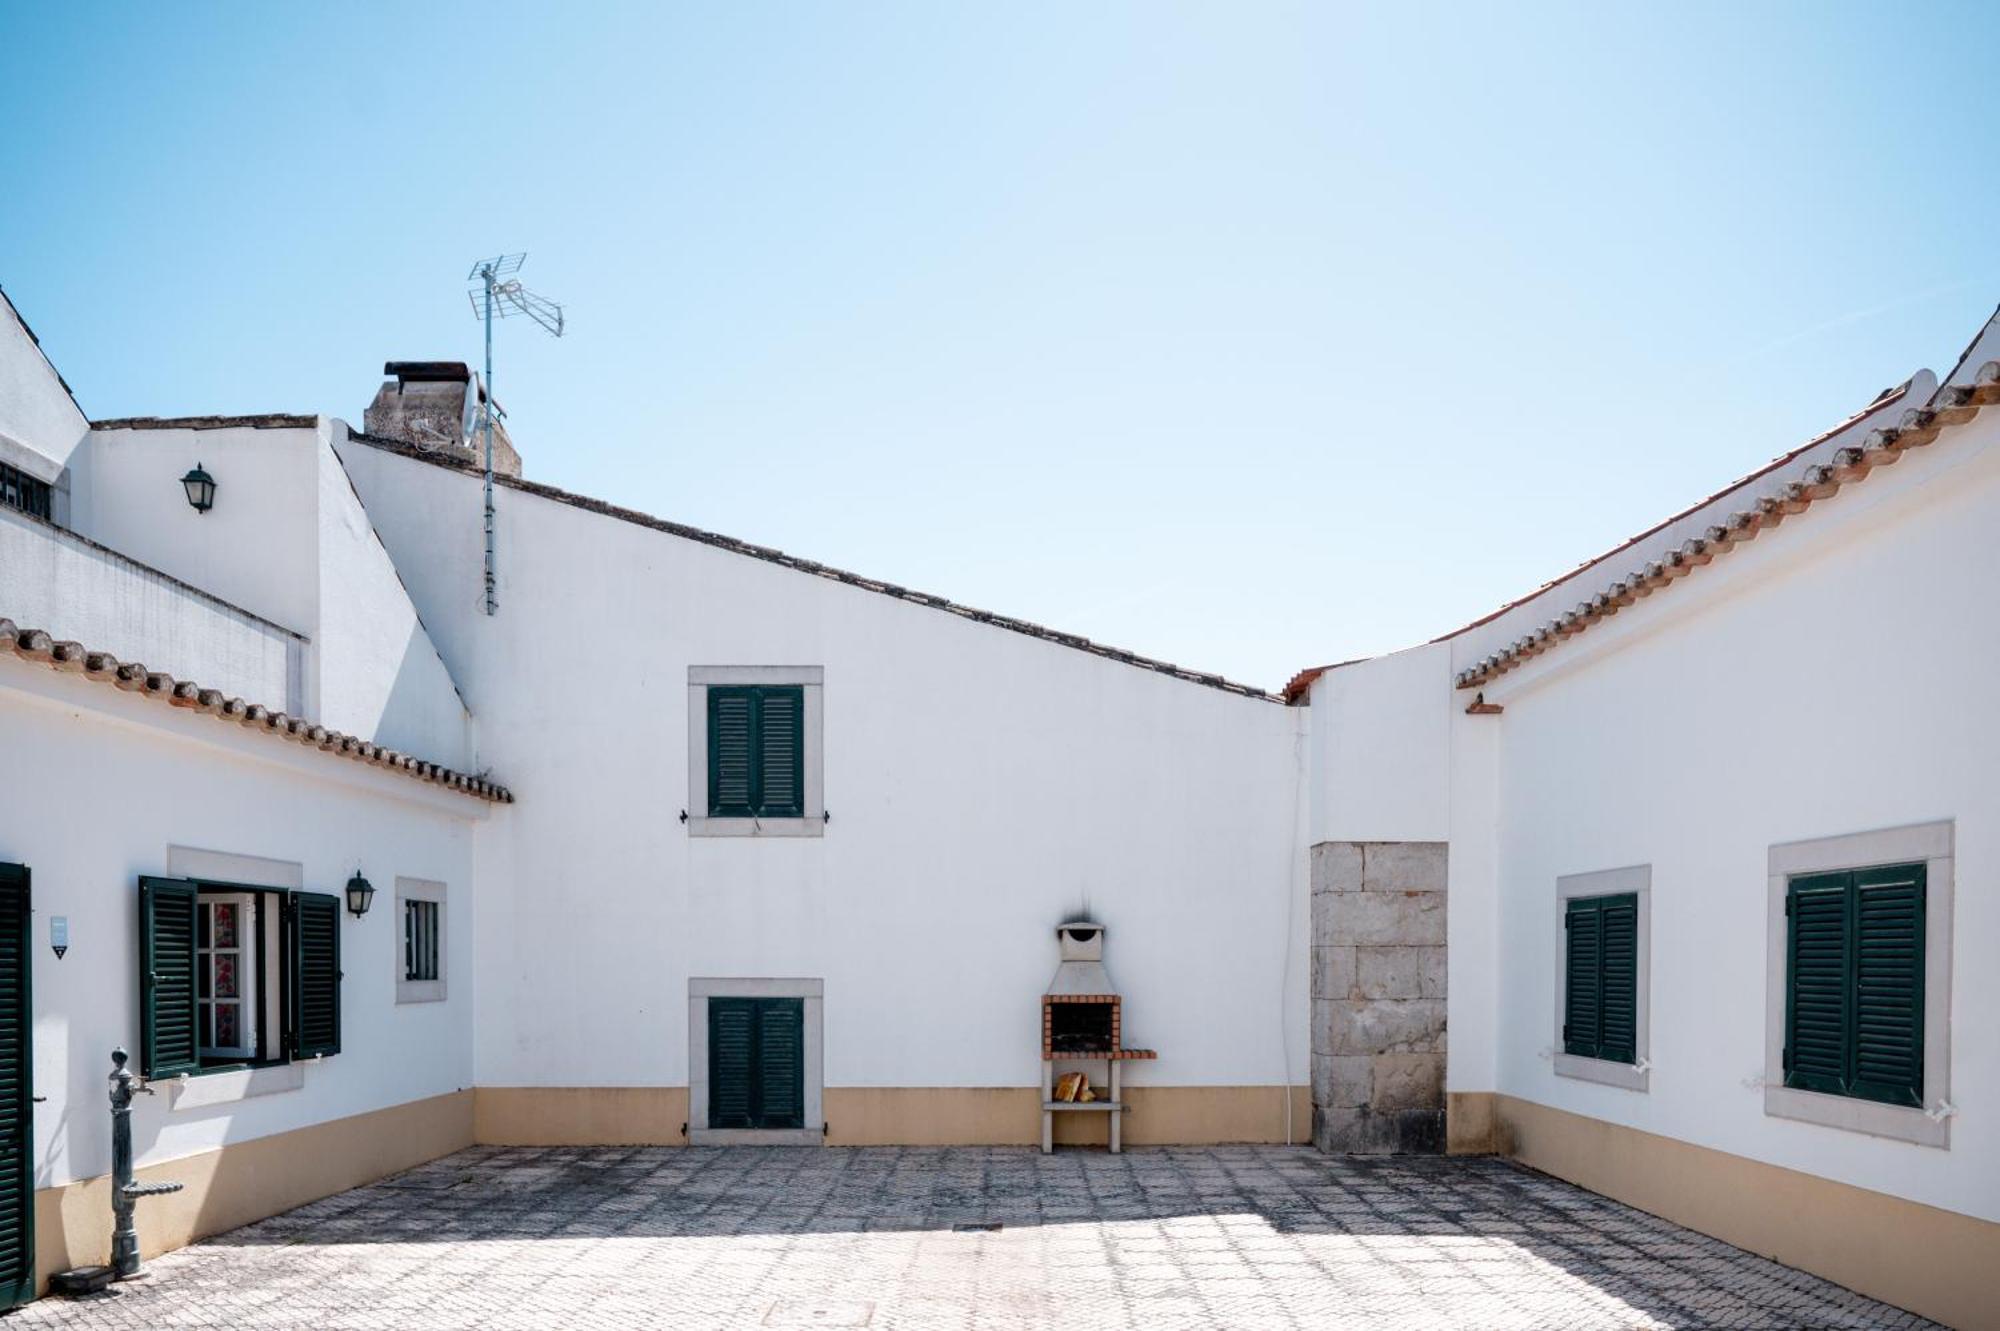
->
xmin=1564 ymin=893 xmax=1637 ymax=1064
xmin=707 ymin=996 xmax=805 ymax=1130
xmin=0 ymin=864 xmax=34 ymax=1310
xmin=1563 ymin=898 xmax=1602 ymax=1058
xmin=1785 ymin=864 xmax=1925 ymax=1106
xmin=757 ymin=999 xmax=805 ymax=1128
xmin=756 ymin=690 xmax=804 ymax=818
xmin=1597 ymin=896 xmax=1639 ymax=1064
xmin=707 ymin=685 xmax=806 ymax=818
xmin=138 ymin=877 xmax=200 ymax=1079
xmin=1851 ymin=864 xmax=1924 ymax=1107
xmin=709 ymin=998 xmax=756 ymax=1129
xmin=709 ymin=689 xmax=756 ymax=817
xmin=289 ymin=891 xmax=342 ymax=1058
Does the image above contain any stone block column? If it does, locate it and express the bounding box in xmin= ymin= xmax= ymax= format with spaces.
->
xmin=1310 ymin=840 xmax=1447 ymax=1154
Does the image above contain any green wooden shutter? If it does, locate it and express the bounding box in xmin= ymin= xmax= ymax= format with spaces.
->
xmin=708 ymin=998 xmax=756 ymax=1128
xmin=289 ymin=891 xmax=342 ymax=1058
xmin=138 ymin=877 xmax=200 ymax=1079
xmin=1785 ymin=871 xmax=1854 ymax=1096
xmin=1851 ymin=864 xmax=1924 ymax=1107
xmin=756 ymin=689 xmax=805 ymax=817
xmin=756 ymin=999 xmax=805 ymax=1128
xmin=0 ymin=865 xmax=34 ymax=1310
xmin=708 ymin=688 xmax=756 ymax=817
xmin=708 ymin=685 xmax=807 ymax=818
xmin=1563 ymin=898 xmax=1602 ymax=1058
xmin=1597 ymin=894 xmax=1639 ymax=1065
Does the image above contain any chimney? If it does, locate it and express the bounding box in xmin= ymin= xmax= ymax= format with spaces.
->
xmin=361 ymin=361 xmax=522 ymax=477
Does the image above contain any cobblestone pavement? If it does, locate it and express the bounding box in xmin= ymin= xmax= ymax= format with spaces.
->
xmin=19 ymin=1146 xmax=1934 ymax=1331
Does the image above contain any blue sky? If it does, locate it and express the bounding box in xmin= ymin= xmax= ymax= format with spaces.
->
xmin=4 ymin=3 xmax=1996 ymax=690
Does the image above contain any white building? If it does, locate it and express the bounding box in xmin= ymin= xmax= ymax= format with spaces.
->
xmin=0 ymin=284 xmax=1993 ymax=1326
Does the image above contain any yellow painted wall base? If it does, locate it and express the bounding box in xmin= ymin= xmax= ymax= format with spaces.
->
xmin=1444 ymin=1091 xmax=1500 ymax=1156
xmin=33 ymin=1089 xmax=473 ymax=1296
xmin=474 ymin=1087 xmax=690 ymax=1146
xmin=472 ymin=1085 xmax=1311 ymax=1148
xmin=1487 ymin=1093 xmax=2000 ymax=1331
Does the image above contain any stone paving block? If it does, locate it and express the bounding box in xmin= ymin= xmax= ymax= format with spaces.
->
xmin=8 ymin=1145 xmax=1939 ymax=1331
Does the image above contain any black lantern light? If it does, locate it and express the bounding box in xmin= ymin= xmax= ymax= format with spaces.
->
xmin=180 ymin=462 xmax=217 ymax=514
xmin=345 ymin=870 xmax=375 ymax=919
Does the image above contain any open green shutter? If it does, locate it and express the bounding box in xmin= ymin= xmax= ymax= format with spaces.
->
xmin=1785 ymin=872 xmax=1853 ymax=1095
xmin=138 ymin=877 xmax=200 ymax=1079
xmin=708 ymin=688 xmax=756 ymax=817
xmin=756 ymin=688 xmax=804 ymax=817
xmin=708 ymin=998 xmax=755 ymax=1128
xmin=1563 ymin=899 xmax=1602 ymax=1058
xmin=757 ymin=999 xmax=805 ymax=1128
xmin=1597 ymin=895 xmax=1639 ymax=1064
xmin=1851 ymin=864 xmax=1924 ymax=1107
xmin=289 ymin=891 xmax=342 ymax=1058
xmin=0 ymin=865 xmax=34 ymax=1310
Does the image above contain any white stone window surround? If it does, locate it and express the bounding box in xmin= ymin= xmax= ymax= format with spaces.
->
xmin=685 ymin=666 xmax=825 ymax=837
xmin=395 ymin=877 xmax=446 ymax=1005
xmin=687 ymin=977 xmax=824 ymax=1146
xmin=162 ymin=845 xmax=307 ymax=1108
xmin=1765 ymin=820 xmax=1953 ymax=1149
xmin=1553 ymin=864 xmax=1652 ymax=1092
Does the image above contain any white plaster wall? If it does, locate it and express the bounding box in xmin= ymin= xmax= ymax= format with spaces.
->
xmin=66 ymin=425 xmax=321 ymax=639
xmin=0 ymin=293 xmax=87 ymax=482
xmin=1305 ymin=642 xmax=1451 ymax=846
xmin=1475 ymin=410 xmax=2000 ymax=1222
xmin=335 ymin=438 xmax=1306 ymax=1101
xmin=58 ymin=423 xmax=469 ymax=767
xmin=314 ymin=437 xmax=469 ymax=767
xmin=1302 ymin=640 xmax=1500 ymax=1095
xmin=0 ymin=666 xmax=483 ymax=1188
xmin=0 ymin=507 xmax=302 ymax=710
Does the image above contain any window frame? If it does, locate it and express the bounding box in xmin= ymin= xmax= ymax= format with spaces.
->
xmin=687 ymin=977 xmax=824 ymax=1145
xmin=685 ymin=666 xmax=824 ymax=837
xmin=1765 ymin=821 xmax=1953 ymax=1148
xmin=196 ymin=890 xmax=265 ymax=1063
xmin=1552 ymin=864 xmax=1651 ymax=1092
xmin=0 ymin=461 xmax=52 ymax=521
xmin=395 ymin=877 xmax=446 ymax=1004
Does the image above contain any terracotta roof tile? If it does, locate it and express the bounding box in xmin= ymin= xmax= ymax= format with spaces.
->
xmin=0 ymin=615 xmax=511 ymax=804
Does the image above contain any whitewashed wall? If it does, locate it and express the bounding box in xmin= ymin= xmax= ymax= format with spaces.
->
xmin=1466 ymin=406 xmax=1999 ymax=1222
xmin=0 ymin=664 xmax=485 ymax=1188
xmin=334 ymin=434 xmax=1308 ymax=1101
xmin=0 ymin=293 xmax=86 ymax=483
xmin=63 ymin=422 xmax=470 ymax=767
xmin=0 ymin=506 xmax=302 ymax=710
xmin=1302 ymin=641 xmax=1501 ymax=1096
xmin=1304 ymin=375 xmax=1999 ymax=1222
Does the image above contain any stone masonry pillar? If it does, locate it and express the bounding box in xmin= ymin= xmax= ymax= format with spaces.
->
xmin=1310 ymin=841 xmax=1447 ymax=1154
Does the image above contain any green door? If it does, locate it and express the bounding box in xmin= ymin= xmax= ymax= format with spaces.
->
xmin=708 ymin=998 xmax=804 ymax=1130
xmin=0 ymin=864 xmax=34 ymax=1309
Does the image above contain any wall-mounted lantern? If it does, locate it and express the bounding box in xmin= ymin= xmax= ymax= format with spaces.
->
xmin=345 ymin=870 xmax=376 ymax=919
xmin=179 ymin=462 xmax=217 ymax=514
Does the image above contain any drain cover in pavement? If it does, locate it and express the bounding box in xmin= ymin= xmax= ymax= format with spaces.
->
xmin=763 ymin=1302 xmax=875 ymax=1327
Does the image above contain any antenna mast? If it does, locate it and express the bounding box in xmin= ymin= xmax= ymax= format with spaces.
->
xmin=467 ymin=254 xmax=565 ymax=615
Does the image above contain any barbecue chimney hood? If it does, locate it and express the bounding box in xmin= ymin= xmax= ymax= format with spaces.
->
xmin=1045 ymin=921 xmax=1114 ymax=997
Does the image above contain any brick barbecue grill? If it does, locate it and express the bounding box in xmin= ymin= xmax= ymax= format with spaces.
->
xmin=1040 ymin=921 xmax=1154 ymax=1152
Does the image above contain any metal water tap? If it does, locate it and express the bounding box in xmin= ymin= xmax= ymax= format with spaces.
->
xmin=108 ymin=1048 xmax=183 ymax=1279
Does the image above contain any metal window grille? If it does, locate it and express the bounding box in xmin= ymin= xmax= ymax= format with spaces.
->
xmin=403 ymin=899 xmax=440 ymax=982
xmin=0 ymin=464 xmax=51 ymax=520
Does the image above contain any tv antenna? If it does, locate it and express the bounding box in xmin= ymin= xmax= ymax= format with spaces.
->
xmin=467 ymin=253 xmax=565 ymax=615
